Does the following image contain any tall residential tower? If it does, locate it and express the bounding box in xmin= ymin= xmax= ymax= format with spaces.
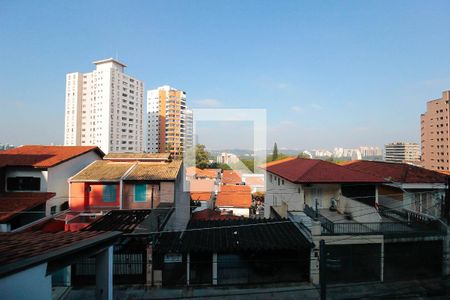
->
xmin=64 ymin=58 xmax=144 ymax=153
xmin=421 ymin=90 xmax=450 ymax=171
xmin=147 ymin=86 xmax=192 ymax=158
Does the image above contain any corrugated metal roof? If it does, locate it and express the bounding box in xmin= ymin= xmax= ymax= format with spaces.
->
xmin=155 ymin=219 xmax=312 ymax=253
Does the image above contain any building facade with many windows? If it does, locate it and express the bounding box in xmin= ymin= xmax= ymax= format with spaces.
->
xmin=384 ymin=142 xmax=420 ymax=164
xmin=147 ymin=85 xmax=192 ymax=158
xmin=421 ymin=90 xmax=450 ymax=171
xmin=64 ymin=58 xmax=144 ymax=154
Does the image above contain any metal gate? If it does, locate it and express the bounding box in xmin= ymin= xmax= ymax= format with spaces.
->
xmin=72 ymin=248 xmax=147 ymax=285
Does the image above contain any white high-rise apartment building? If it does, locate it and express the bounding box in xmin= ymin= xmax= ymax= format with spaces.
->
xmin=146 ymin=86 xmax=192 ymax=158
xmin=64 ymin=58 xmax=144 ymax=154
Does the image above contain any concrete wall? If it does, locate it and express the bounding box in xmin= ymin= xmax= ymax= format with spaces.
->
xmin=122 ymin=183 xmax=160 ymax=209
xmin=217 ymin=206 xmax=249 ymax=217
xmin=164 ymin=165 xmax=190 ymax=231
xmin=265 ymin=172 xmax=304 ymax=218
xmin=47 ymin=151 xmax=101 ymax=214
xmin=304 ymin=184 xmax=341 ymax=209
xmin=69 ymin=182 xmax=120 ymax=211
xmin=0 ymin=264 xmax=51 ymax=300
xmin=160 ymin=182 xmax=175 ymax=204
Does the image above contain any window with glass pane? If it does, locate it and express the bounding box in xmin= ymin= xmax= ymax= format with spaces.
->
xmin=134 ymin=184 xmax=146 ymax=202
xmin=103 ymin=185 xmax=116 ymax=202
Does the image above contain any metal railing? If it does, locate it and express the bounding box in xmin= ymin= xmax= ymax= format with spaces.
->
xmin=304 ymin=204 xmax=445 ymax=236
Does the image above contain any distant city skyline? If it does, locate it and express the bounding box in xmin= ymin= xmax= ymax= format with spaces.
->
xmin=2 ymin=1 xmax=450 ymax=149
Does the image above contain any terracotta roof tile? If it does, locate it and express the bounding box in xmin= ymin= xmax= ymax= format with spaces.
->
xmin=341 ymin=160 xmax=448 ymax=184
xmin=104 ymin=152 xmax=171 ymax=161
xmin=263 ymin=158 xmax=385 ymax=183
xmin=71 ymin=160 xmax=133 ymax=181
xmin=216 ymin=185 xmax=252 ymax=208
xmin=0 ymin=145 xmax=103 ymax=168
xmin=190 ymin=179 xmax=215 ymax=201
xmin=259 ymin=157 xmax=296 ymax=169
xmin=0 ymin=192 xmax=55 ymax=222
xmin=186 ymin=167 xmax=218 ymax=179
xmin=126 ymin=160 xmax=182 ymax=181
xmin=222 ymin=170 xmax=242 ymax=184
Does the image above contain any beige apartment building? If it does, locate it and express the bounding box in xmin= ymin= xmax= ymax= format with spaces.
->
xmin=147 ymin=86 xmax=193 ymax=158
xmin=421 ymin=90 xmax=450 ymax=171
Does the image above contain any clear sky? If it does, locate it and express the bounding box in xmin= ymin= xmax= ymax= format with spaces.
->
xmin=1 ymin=0 xmax=450 ymax=150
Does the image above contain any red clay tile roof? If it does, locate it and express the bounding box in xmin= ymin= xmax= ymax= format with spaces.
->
xmin=222 ymin=170 xmax=242 ymax=184
xmin=262 ymin=158 xmax=385 ymax=184
xmin=190 ymin=179 xmax=215 ymax=201
xmin=0 ymin=145 xmax=103 ymax=168
xmin=341 ymin=160 xmax=448 ymax=184
xmin=186 ymin=167 xmax=218 ymax=179
xmin=0 ymin=231 xmax=121 ymax=277
xmin=216 ymin=185 xmax=252 ymax=208
xmin=0 ymin=192 xmax=55 ymax=222
xmin=259 ymin=157 xmax=296 ymax=168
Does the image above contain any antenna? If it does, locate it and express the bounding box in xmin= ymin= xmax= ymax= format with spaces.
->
xmin=115 ymin=49 xmax=119 ymax=61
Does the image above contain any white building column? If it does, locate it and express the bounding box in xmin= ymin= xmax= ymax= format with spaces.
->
xmin=212 ymin=253 xmax=218 ymax=285
xmin=375 ymin=185 xmax=379 ymax=207
xmin=96 ymin=246 xmax=113 ymax=300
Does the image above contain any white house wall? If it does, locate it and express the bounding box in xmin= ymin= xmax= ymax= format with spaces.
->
xmin=0 ymin=264 xmax=51 ymax=300
xmin=47 ymin=151 xmax=101 ymax=214
xmin=303 ymin=184 xmax=341 ymax=209
xmin=265 ymin=172 xmax=304 ymax=218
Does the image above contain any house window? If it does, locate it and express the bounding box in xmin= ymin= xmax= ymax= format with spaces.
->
xmin=7 ymin=177 xmax=40 ymax=191
xmin=50 ymin=205 xmax=57 ymax=215
xmin=103 ymin=185 xmax=116 ymax=202
xmin=134 ymin=184 xmax=147 ymax=202
xmin=60 ymin=201 xmax=69 ymax=211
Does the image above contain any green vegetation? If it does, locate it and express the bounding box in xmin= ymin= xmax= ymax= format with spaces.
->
xmin=272 ymin=142 xmax=279 ymax=161
xmin=195 ymin=144 xmax=210 ymax=169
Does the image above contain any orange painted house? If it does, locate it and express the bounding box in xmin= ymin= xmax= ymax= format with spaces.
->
xmin=69 ymin=158 xmax=183 ymax=212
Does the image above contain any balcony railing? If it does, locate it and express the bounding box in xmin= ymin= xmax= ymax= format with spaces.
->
xmin=304 ymin=204 xmax=445 ymax=236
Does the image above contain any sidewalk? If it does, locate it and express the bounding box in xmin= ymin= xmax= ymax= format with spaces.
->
xmin=65 ymin=278 xmax=450 ymax=300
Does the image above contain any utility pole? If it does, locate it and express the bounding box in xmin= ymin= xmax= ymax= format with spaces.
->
xmin=319 ymin=239 xmax=327 ymax=300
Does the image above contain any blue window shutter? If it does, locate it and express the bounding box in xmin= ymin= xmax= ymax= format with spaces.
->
xmin=103 ymin=185 xmax=116 ymax=202
xmin=134 ymin=184 xmax=146 ymax=202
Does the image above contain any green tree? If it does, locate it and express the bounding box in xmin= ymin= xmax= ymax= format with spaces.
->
xmin=266 ymin=152 xmax=289 ymax=163
xmin=195 ymin=144 xmax=210 ymax=169
xmin=272 ymin=142 xmax=279 ymax=161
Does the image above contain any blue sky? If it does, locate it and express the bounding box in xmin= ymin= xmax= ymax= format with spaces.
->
xmin=1 ymin=0 xmax=450 ymax=150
